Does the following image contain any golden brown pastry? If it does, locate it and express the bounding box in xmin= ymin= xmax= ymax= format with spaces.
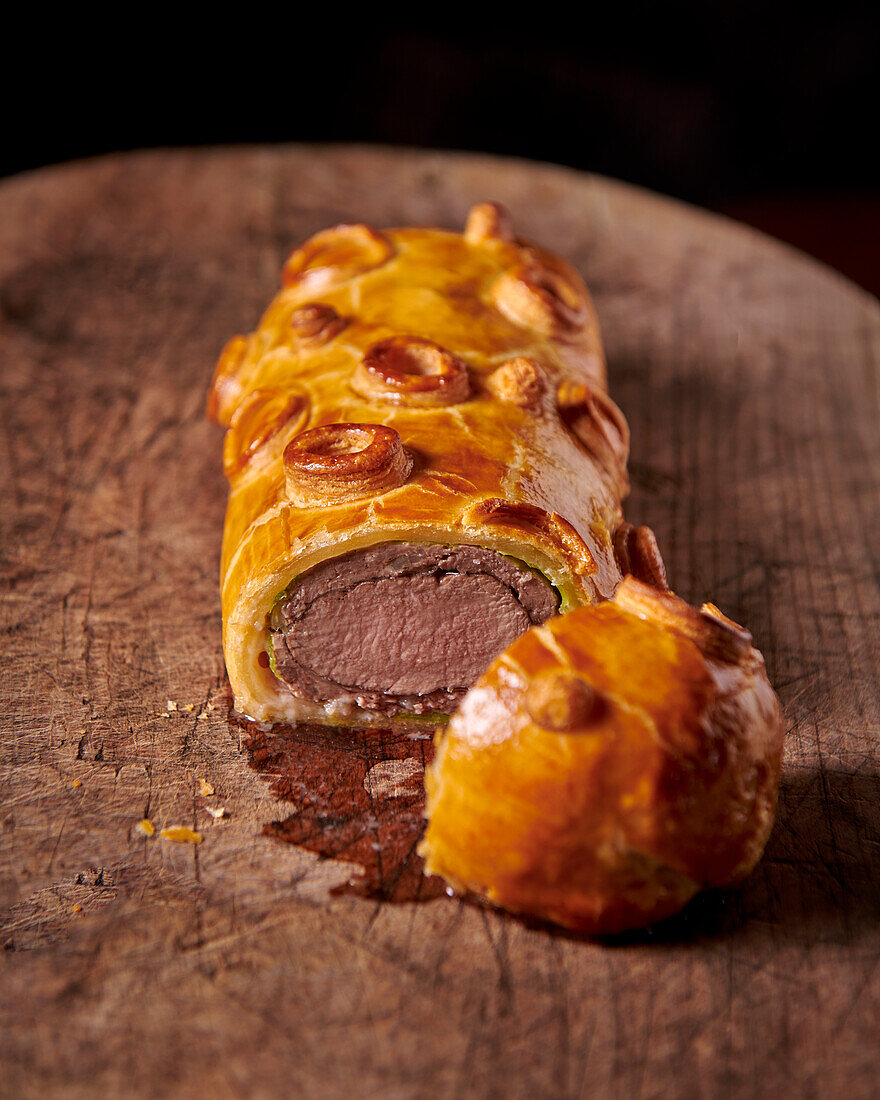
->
xmin=420 ymin=577 xmax=785 ymax=934
xmin=209 ymin=203 xmax=650 ymax=726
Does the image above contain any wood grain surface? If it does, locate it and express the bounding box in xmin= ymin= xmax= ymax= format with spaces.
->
xmin=1 ymin=145 xmax=878 ymax=1099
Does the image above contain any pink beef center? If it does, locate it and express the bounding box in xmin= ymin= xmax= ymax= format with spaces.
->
xmin=270 ymin=542 xmax=558 ymax=716
xmin=293 ymin=571 xmax=532 ymax=695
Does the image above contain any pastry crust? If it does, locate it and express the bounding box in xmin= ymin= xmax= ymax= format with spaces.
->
xmin=420 ymin=577 xmax=785 ymax=934
xmin=210 ymin=204 xmax=640 ymax=725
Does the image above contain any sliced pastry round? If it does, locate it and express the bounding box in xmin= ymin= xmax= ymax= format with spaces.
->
xmin=420 ymin=577 xmax=785 ymax=935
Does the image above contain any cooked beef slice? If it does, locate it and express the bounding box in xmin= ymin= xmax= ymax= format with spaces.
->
xmin=270 ymin=543 xmax=558 ymax=716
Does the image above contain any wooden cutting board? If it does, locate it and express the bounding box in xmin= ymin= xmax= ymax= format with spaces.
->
xmin=1 ymin=146 xmax=878 ymax=1099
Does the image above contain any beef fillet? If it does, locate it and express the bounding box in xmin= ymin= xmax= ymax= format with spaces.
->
xmin=270 ymin=543 xmax=558 ymax=717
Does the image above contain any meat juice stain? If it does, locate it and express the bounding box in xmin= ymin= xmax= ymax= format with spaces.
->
xmin=242 ymin=720 xmax=447 ymax=903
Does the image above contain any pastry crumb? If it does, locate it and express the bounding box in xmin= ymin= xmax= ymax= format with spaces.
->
xmin=72 ymin=904 xmax=82 ymax=914
xmin=160 ymin=826 xmax=203 ymax=844
xmin=135 ymin=818 xmax=155 ymax=837
xmin=205 ymin=806 xmax=228 ymax=820
xmin=166 ymin=700 xmax=197 ymax=714
xmin=198 ymin=778 xmax=215 ymax=796
xmin=72 ymin=779 xmax=82 ymax=788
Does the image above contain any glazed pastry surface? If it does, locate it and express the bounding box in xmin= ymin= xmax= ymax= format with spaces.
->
xmin=210 ymin=204 xmax=636 ymax=725
xmin=420 ymin=578 xmax=785 ymax=934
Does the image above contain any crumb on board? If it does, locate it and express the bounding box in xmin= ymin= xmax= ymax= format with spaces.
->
xmin=135 ymin=818 xmax=155 ymax=837
xmin=204 ymin=806 xmax=228 ymax=820
xmin=163 ymin=700 xmax=201 ymax=717
xmin=72 ymin=904 xmax=82 ymax=914
xmin=72 ymin=779 xmax=82 ymax=788
xmin=160 ymin=826 xmax=203 ymax=844
xmin=198 ymin=778 xmax=215 ymax=796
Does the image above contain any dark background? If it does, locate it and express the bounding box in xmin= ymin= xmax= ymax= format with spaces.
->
xmin=4 ymin=5 xmax=878 ymax=292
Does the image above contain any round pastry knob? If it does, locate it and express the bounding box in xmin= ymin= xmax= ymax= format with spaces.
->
xmin=464 ymin=201 xmax=514 ymax=244
xmin=352 ymin=336 xmax=471 ymax=407
xmin=283 ymin=423 xmax=412 ymax=506
xmin=281 ymin=223 xmax=394 ymax=293
xmin=290 ymin=302 xmax=348 ymax=346
xmin=488 ymin=356 xmax=548 ymax=409
xmin=525 ymin=672 xmax=604 ymax=732
xmin=492 ymin=258 xmax=589 ymax=338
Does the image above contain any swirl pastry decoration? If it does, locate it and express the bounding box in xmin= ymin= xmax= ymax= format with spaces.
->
xmin=289 ymin=302 xmax=349 ymax=346
xmin=223 ymin=389 xmax=310 ymax=477
xmin=281 ymin=223 xmax=394 ymax=293
xmin=491 ymin=254 xmax=590 ymax=337
xmin=209 ymin=203 xmax=650 ymax=726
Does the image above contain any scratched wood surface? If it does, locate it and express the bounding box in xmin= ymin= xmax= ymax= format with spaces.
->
xmin=1 ymin=146 xmax=878 ymax=1099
